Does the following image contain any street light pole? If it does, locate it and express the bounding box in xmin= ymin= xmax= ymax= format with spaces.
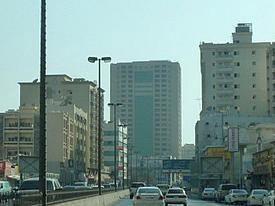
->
xmin=108 ymin=103 xmax=123 ymax=191
xmin=39 ymin=0 xmax=47 ymax=205
xmin=88 ymin=56 xmax=111 ymax=195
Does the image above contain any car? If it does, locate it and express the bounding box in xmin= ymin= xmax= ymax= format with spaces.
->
xmin=130 ymin=182 xmax=146 ymax=199
xmin=0 ymin=181 xmax=12 ymax=201
xmin=224 ymin=189 xmax=248 ymax=205
xmin=201 ymin=187 xmax=216 ymax=200
xmin=133 ymin=186 xmax=164 ymax=206
xmin=103 ymin=183 xmax=112 ymax=189
xmin=18 ymin=177 xmax=62 ymax=194
xmin=263 ymin=190 xmax=275 ymax=206
xmin=247 ymin=189 xmax=268 ymax=206
xmin=92 ymin=185 xmax=104 ymax=189
xmin=156 ymin=184 xmax=170 ymax=196
xmin=165 ymin=187 xmax=187 ymax=206
xmin=215 ymin=183 xmax=237 ymax=202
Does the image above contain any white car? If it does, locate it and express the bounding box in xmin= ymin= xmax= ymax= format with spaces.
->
xmin=133 ymin=186 xmax=164 ymax=206
xmin=165 ymin=187 xmax=187 ymax=206
xmin=247 ymin=189 xmax=268 ymax=206
xmin=263 ymin=190 xmax=275 ymax=206
xmin=201 ymin=187 xmax=216 ymax=200
xmin=130 ymin=182 xmax=146 ymax=199
xmin=224 ymin=189 xmax=248 ymax=204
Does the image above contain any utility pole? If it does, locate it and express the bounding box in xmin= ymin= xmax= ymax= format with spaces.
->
xmin=39 ymin=0 xmax=47 ymax=205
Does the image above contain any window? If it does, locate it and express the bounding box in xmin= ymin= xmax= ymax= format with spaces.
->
xmin=213 ymin=96 xmax=215 ymax=100
xmin=252 ymin=95 xmax=256 ymax=99
xmin=213 ymin=85 xmax=215 ymax=89
xmin=252 ymin=61 xmax=256 ymax=65
xmin=252 ymin=84 xmax=256 ymax=88
xmin=234 ymin=84 xmax=239 ymax=89
xmin=212 ymin=52 xmax=215 ymax=56
xmin=212 ymin=74 xmax=215 ymax=78
xmin=212 ymin=63 xmax=215 ymax=67
xmin=252 ymin=106 xmax=256 ymax=111
xmin=252 ymin=73 xmax=256 ymax=77
xmin=252 ymin=50 xmax=256 ymax=55
xmin=234 ymin=95 xmax=240 ymax=100
xmin=233 ymin=51 xmax=239 ymax=55
xmin=234 ymin=62 xmax=240 ymax=67
xmin=234 ymin=73 xmax=239 ymax=78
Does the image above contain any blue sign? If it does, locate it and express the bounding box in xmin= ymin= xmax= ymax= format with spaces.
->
xmin=162 ymin=159 xmax=192 ymax=170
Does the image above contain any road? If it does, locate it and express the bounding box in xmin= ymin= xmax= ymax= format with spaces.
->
xmin=113 ymin=197 xmax=228 ymax=206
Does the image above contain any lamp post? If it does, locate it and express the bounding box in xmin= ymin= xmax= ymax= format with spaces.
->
xmin=118 ymin=123 xmax=127 ymax=190
xmin=108 ymin=103 xmax=123 ymax=191
xmin=88 ymin=56 xmax=111 ymax=195
xmin=39 ymin=0 xmax=47 ymax=205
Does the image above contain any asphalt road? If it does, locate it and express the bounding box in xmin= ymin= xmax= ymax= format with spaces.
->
xmin=113 ymin=197 xmax=228 ymax=206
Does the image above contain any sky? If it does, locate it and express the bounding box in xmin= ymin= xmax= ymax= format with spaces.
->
xmin=1 ymin=0 xmax=275 ymax=145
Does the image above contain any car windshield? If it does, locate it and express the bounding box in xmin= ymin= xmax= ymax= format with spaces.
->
xmin=168 ymin=189 xmax=183 ymax=194
xmin=138 ymin=188 xmax=160 ymax=194
xmin=232 ymin=189 xmax=247 ymax=194
xmin=253 ymin=190 xmax=268 ymax=195
xmin=204 ymin=188 xmax=215 ymax=191
xmin=221 ymin=185 xmax=237 ymax=190
xmin=131 ymin=183 xmax=145 ymax=188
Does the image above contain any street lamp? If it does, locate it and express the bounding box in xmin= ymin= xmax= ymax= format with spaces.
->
xmin=88 ymin=56 xmax=111 ymax=195
xmin=108 ymin=103 xmax=123 ymax=191
xmin=118 ymin=123 xmax=127 ymax=189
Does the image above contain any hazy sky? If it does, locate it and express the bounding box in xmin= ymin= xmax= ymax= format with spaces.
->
xmin=1 ymin=0 xmax=275 ymax=144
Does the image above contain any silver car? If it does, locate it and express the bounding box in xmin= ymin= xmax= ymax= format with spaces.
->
xmin=165 ymin=187 xmax=187 ymax=206
xmin=201 ymin=187 xmax=216 ymax=200
xmin=133 ymin=186 xmax=164 ymax=206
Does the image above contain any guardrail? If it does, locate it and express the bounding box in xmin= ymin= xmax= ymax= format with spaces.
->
xmin=10 ymin=188 xmax=125 ymax=206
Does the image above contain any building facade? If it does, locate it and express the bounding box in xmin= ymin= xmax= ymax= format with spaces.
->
xmin=0 ymin=107 xmax=40 ymax=163
xmin=110 ymin=60 xmax=181 ymax=158
xmin=19 ymin=75 xmax=102 ymax=175
xmin=181 ymin=144 xmax=195 ymax=160
xmin=200 ymin=23 xmax=275 ymax=116
xmin=103 ymin=121 xmax=127 ymax=185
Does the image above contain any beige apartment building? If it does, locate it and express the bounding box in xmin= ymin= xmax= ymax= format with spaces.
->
xmin=0 ymin=107 xmax=40 ymax=162
xmin=47 ymin=102 xmax=88 ymax=182
xmin=200 ymin=23 xmax=275 ymax=116
xmin=19 ymin=75 xmax=103 ymax=175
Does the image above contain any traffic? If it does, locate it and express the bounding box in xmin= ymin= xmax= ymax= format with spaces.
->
xmin=122 ymin=181 xmax=275 ymax=206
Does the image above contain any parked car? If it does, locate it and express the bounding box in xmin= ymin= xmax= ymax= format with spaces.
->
xmin=133 ymin=186 xmax=164 ymax=206
xmin=263 ymin=190 xmax=275 ymax=206
xmin=130 ymin=182 xmax=146 ymax=199
xmin=165 ymin=187 xmax=187 ymax=206
xmin=215 ymin=183 xmax=237 ymax=202
xmin=63 ymin=182 xmax=92 ymax=191
xmin=247 ymin=189 xmax=268 ymax=206
xmin=156 ymin=184 xmax=170 ymax=196
xmin=102 ymin=183 xmax=112 ymax=189
xmin=0 ymin=181 xmax=12 ymax=201
xmin=224 ymin=189 xmax=248 ymax=205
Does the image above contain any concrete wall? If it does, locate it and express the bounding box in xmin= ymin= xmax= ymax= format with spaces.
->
xmin=52 ymin=190 xmax=129 ymax=206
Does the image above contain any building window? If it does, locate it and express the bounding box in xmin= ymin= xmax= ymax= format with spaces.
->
xmin=234 ymin=84 xmax=239 ymax=89
xmin=252 ymin=73 xmax=256 ymax=77
xmin=234 ymin=95 xmax=240 ymax=100
xmin=252 ymin=95 xmax=256 ymax=99
xmin=252 ymin=84 xmax=256 ymax=88
xmin=234 ymin=51 xmax=239 ymax=55
xmin=234 ymin=62 xmax=240 ymax=67
xmin=212 ymin=63 xmax=215 ymax=67
xmin=234 ymin=73 xmax=239 ymax=78
xmin=252 ymin=50 xmax=256 ymax=55
xmin=212 ymin=52 xmax=215 ymax=56
xmin=213 ymin=96 xmax=215 ymax=100
xmin=213 ymin=85 xmax=215 ymax=89
xmin=212 ymin=74 xmax=215 ymax=78
xmin=252 ymin=106 xmax=256 ymax=111
xmin=252 ymin=61 xmax=256 ymax=66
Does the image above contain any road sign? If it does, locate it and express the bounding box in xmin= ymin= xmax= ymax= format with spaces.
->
xmin=162 ymin=159 xmax=192 ymax=172
xmin=228 ymin=127 xmax=239 ymax=152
